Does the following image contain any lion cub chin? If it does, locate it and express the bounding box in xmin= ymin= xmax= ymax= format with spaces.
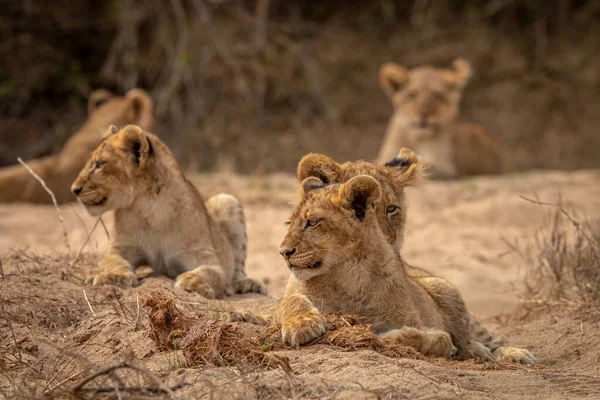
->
xmin=71 ymin=124 xmax=266 ymax=298
xmin=377 ymin=59 xmax=502 ymax=178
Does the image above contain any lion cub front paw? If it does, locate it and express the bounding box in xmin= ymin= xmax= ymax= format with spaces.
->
xmin=494 ymin=346 xmax=536 ymax=365
xmin=281 ymin=309 xmax=327 ymax=346
xmin=233 ymin=278 xmax=268 ymax=295
xmin=174 ymin=272 xmax=216 ymax=299
xmin=87 ymin=271 xmax=137 ymax=287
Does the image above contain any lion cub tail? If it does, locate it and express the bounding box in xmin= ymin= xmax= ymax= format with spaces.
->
xmin=205 ymin=193 xmax=248 ymax=282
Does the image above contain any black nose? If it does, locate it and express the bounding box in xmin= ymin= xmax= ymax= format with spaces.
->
xmin=72 ymin=186 xmax=82 ymax=196
xmin=279 ymin=247 xmax=296 ymax=259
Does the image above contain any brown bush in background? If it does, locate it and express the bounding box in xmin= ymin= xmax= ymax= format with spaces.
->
xmin=2 ymin=0 xmax=600 ymax=172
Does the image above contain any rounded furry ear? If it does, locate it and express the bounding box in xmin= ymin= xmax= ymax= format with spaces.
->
xmin=300 ymin=177 xmax=325 ymax=198
xmin=444 ymin=59 xmax=472 ymax=88
xmin=297 ymin=153 xmax=344 ymax=185
xmin=102 ymin=124 xmax=120 ymax=138
xmin=384 ymin=147 xmax=425 ymax=186
xmin=379 ymin=63 xmax=408 ymax=101
xmin=116 ymin=125 xmax=152 ymax=167
xmin=88 ymin=89 xmax=114 ymax=115
xmin=125 ymin=89 xmax=155 ymax=132
xmin=338 ymin=175 xmax=382 ymax=222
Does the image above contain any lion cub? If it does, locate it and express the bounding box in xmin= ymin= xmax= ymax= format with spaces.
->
xmin=71 ymin=125 xmax=266 ymax=298
xmin=377 ymin=59 xmax=502 ymax=178
xmin=275 ymin=174 xmax=478 ymax=358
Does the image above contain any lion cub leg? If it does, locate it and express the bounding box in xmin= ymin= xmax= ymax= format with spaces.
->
xmin=88 ymin=250 xmax=138 ymax=287
xmin=493 ymin=347 xmax=536 ymax=365
xmin=381 ymin=327 xmax=457 ymax=358
xmin=206 ymin=193 xmax=267 ymax=295
xmin=175 ymin=264 xmax=229 ymax=299
xmin=275 ymin=294 xmax=327 ymax=346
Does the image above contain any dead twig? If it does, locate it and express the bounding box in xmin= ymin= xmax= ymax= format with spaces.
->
xmin=83 ymin=289 xmax=96 ymax=316
xmin=72 ymin=361 xmax=173 ymax=397
xmin=17 ymin=157 xmax=71 ymax=254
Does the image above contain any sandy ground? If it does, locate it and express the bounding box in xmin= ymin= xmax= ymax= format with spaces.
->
xmin=1 ymin=169 xmax=600 ymax=399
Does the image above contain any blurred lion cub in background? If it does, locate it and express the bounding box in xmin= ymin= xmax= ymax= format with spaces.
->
xmin=377 ymin=59 xmax=502 ymax=178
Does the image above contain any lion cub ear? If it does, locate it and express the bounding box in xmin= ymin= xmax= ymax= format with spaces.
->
xmin=102 ymin=125 xmax=120 ymax=138
xmin=88 ymin=89 xmax=114 ymax=115
xmin=125 ymin=89 xmax=155 ymax=132
xmin=115 ymin=125 xmax=153 ymax=167
xmin=379 ymin=63 xmax=409 ymax=101
xmin=299 ymin=177 xmax=325 ymax=199
xmin=297 ymin=153 xmax=344 ymax=185
xmin=338 ymin=175 xmax=382 ymax=222
xmin=384 ymin=147 xmax=426 ymax=186
xmin=444 ymin=59 xmax=472 ymax=88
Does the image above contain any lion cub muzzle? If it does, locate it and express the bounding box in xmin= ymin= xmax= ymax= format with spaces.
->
xmin=280 ymin=247 xmax=321 ymax=269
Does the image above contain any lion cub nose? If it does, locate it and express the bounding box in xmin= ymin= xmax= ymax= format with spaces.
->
xmin=279 ymin=247 xmax=296 ymax=259
xmin=71 ymin=185 xmax=83 ymax=196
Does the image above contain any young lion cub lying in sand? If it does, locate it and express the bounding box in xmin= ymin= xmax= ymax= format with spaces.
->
xmin=276 ymin=175 xmax=478 ymax=358
xmin=71 ymin=124 xmax=265 ymax=298
xmin=377 ymin=59 xmax=502 ymax=178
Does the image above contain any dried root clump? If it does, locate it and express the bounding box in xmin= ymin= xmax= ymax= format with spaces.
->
xmin=141 ymin=290 xmax=290 ymax=372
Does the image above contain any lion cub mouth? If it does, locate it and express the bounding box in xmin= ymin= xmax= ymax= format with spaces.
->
xmin=82 ymin=197 xmax=107 ymax=207
xmin=289 ymin=260 xmax=322 ymax=269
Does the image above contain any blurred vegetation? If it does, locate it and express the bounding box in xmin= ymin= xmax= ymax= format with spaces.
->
xmin=2 ymin=0 xmax=600 ymax=172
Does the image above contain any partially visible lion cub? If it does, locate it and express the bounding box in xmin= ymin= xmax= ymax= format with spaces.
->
xmin=71 ymin=125 xmax=266 ymax=298
xmin=0 ymin=89 xmax=155 ymax=203
xmin=377 ymin=59 xmax=502 ymax=178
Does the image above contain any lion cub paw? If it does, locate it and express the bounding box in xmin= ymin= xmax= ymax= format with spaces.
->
xmin=382 ymin=327 xmax=456 ymax=358
xmin=281 ymin=309 xmax=327 ymax=346
xmin=459 ymin=341 xmax=495 ymax=362
xmin=174 ymin=272 xmax=216 ymax=299
xmin=222 ymin=310 xmax=269 ymax=325
xmin=87 ymin=271 xmax=137 ymax=287
xmin=494 ymin=346 xmax=536 ymax=365
xmin=232 ymin=278 xmax=268 ymax=295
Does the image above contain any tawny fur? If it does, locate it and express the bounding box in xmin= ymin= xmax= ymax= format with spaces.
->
xmin=377 ymin=59 xmax=502 ymax=178
xmin=291 ymin=149 xmax=534 ymax=363
xmin=70 ymin=125 xmax=266 ymax=298
xmin=274 ymin=175 xmax=464 ymax=358
xmin=0 ymin=89 xmax=155 ymax=203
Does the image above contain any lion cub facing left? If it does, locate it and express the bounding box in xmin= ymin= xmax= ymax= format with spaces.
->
xmin=71 ymin=125 xmax=266 ymax=298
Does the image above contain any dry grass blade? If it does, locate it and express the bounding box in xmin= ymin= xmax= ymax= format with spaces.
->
xmin=17 ymin=157 xmax=71 ymax=254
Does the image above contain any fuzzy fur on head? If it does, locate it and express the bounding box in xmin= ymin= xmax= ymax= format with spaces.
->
xmin=281 ymin=175 xmax=383 ymax=281
xmin=71 ymin=125 xmax=158 ymax=216
xmin=296 ymin=148 xmax=423 ymax=253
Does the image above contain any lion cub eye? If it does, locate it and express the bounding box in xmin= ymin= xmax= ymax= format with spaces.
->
xmin=94 ymin=160 xmax=106 ymax=170
xmin=386 ymin=205 xmax=399 ymax=214
xmin=306 ymin=217 xmax=321 ymax=228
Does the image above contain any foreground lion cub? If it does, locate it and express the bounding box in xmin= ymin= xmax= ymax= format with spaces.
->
xmin=276 ymin=175 xmax=482 ymax=358
xmin=377 ymin=59 xmax=502 ymax=178
xmin=71 ymin=125 xmax=265 ymax=298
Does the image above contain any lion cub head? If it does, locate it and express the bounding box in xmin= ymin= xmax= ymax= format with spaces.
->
xmin=296 ymin=148 xmax=423 ymax=254
xmin=280 ymin=175 xmax=384 ymax=281
xmin=71 ymin=125 xmax=158 ymax=216
xmin=380 ymin=59 xmax=472 ymax=139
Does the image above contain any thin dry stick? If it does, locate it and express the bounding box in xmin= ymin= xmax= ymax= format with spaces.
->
xmin=82 ymin=290 xmax=96 ymax=316
xmin=99 ymin=217 xmax=110 ymax=241
xmin=134 ymin=296 xmax=141 ymax=332
xmin=71 ymin=217 xmax=102 ymax=267
xmin=17 ymin=157 xmax=71 ymax=254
